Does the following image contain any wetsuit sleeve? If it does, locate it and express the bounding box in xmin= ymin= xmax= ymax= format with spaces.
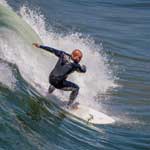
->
xmin=76 ymin=64 xmax=87 ymax=73
xmin=39 ymin=45 xmax=63 ymax=57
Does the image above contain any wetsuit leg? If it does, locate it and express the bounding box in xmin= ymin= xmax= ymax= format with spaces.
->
xmin=48 ymin=85 xmax=55 ymax=94
xmin=60 ymin=80 xmax=79 ymax=106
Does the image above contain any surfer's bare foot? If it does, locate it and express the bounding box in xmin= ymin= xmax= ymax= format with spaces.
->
xmin=71 ymin=105 xmax=78 ymax=110
xmin=66 ymin=105 xmax=78 ymax=110
xmin=48 ymin=85 xmax=55 ymax=94
xmin=67 ymin=102 xmax=79 ymax=110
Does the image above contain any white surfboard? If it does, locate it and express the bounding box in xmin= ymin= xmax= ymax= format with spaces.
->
xmin=34 ymin=84 xmax=115 ymax=125
xmin=43 ymin=94 xmax=115 ymax=125
xmin=63 ymin=104 xmax=115 ymax=125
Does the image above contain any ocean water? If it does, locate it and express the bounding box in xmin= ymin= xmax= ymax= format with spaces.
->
xmin=0 ymin=0 xmax=150 ymax=150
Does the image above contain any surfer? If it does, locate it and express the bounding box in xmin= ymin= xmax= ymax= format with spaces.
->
xmin=32 ymin=43 xmax=86 ymax=107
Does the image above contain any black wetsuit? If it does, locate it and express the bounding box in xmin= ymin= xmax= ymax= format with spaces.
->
xmin=39 ymin=45 xmax=86 ymax=105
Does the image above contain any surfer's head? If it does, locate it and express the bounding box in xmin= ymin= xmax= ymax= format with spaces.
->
xmin=71 ymin=49 xmax=83 ymax=63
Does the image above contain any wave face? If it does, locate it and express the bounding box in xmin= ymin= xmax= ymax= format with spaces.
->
xmin=0 ymin=0 xmax=150 ymax=150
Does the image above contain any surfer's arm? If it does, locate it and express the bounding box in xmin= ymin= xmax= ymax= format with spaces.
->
xmin=76 ymin=64 xmax=87 ymax=73
xmin=39 ymin=45 xmax=63 ymax=57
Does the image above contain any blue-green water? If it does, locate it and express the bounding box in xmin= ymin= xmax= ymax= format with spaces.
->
xmin=0 ymin=0 xmax=150 ymax=150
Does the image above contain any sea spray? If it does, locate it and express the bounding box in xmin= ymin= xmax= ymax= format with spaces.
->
xmin=19 ymin=5 xmax=116 ymax=107
xmin=0 ymin=2 xmax=116 ymax=109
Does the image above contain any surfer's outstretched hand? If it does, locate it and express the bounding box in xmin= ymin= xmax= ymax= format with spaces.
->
xmin=32 ymin=43 xmax=40 ymax=48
